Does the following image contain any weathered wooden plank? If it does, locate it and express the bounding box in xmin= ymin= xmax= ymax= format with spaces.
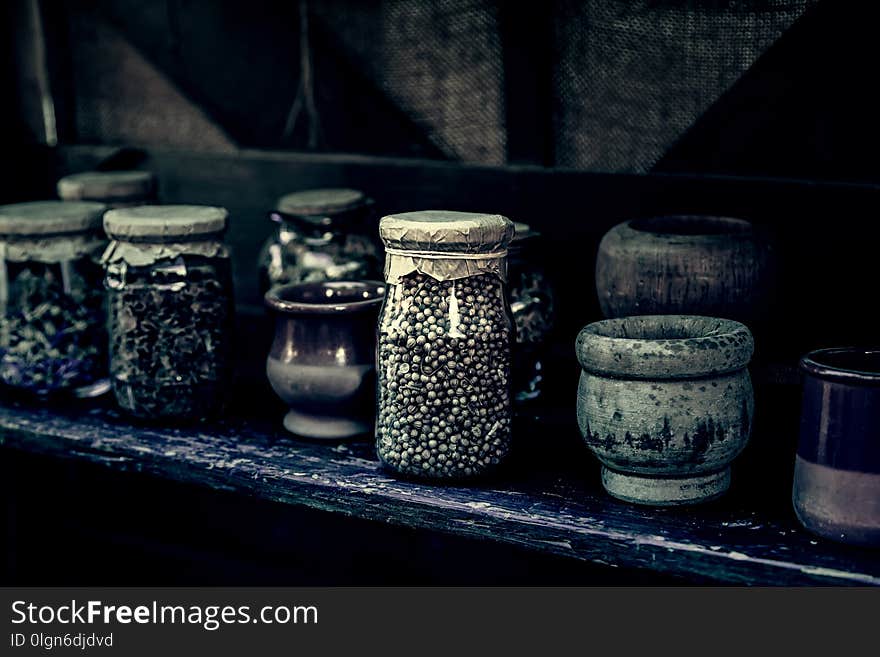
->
xmin=1 ymin=399 xmax=878 ymax=586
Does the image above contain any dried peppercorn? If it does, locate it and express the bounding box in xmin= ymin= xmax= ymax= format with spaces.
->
xmin=376 ymin=211 xmax=515 ymax=480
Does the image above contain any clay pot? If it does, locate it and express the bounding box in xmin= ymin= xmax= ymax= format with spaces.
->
xmin=576 ymin=315 xmax=754 ymax=505
xmin=793 ymin=348 xmax=880 ymax=546
xmin=595 ymin=215 xmax=773 ymax=324
xmin=265 ymin=281 xmax=385 ymax=439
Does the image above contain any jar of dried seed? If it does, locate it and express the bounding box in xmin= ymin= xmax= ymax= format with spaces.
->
xmin=0 ymin=201 xmax=108 ymax=397
xmin=57 ymin=170 xmax=157 ymax=208
xmin=376 ymin=211 xmax=515 ymax=479
xmin=508 ymin=222 xmax=555 ymax=405
xmin=257 ymin=188 xmax=382 ymax=293
xmin=102 ymin=205 xmax=233 ymax=420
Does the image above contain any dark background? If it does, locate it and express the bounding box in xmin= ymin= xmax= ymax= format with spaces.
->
xmin=2 ymin=0 xmax=879 ymax=585
xmin=6 ymin=0 xmax=880 ymax=179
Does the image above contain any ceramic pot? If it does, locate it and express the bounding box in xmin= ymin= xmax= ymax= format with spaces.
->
xmin=793 ymin=348 xmax=880 ymax=546
xmin=265 ymin=280 xmax=385 ymax=439
xmin=576 ymin=315 xmax=754 ymax=505
xmin=595 ymin=215 xmax=773 ymax=324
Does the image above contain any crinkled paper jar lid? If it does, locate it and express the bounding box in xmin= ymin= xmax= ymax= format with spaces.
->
xmin=104 ymin=205 xmax=227 ymax=241
xmin=379 ymin=210 xmax=514 ymax=253
xmin=0 ymin=200 xmax=107 ymax=236
xmin=57 ymin=170 xmax=156 ymax=202
xmin=276 ymin=188 xmax=367 ymax=217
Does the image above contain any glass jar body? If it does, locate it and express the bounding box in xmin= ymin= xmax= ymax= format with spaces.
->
xmin=257 ymin=213 xmax=382 ymax=294
xmin=0 ymin=237 xmax=107 ymax=396
xmin=105 ymin=253 xmax=233 ymax=420
xmin=507 ymin=239 xmax=555 ymax=403
xmin=376 ymin=272 xmax=514 ymax=479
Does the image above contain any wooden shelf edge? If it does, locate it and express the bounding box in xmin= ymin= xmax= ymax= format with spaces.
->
xmin=1 ymin=404 xmax=878 ymax=586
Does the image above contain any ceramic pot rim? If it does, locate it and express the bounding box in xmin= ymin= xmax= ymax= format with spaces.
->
xmin=801 ymin=347 xmax=880 ymax=386
xmin=265 ymin=280 xmax=386 ymax=315
xmin=576 ymin=314 xmax=754 ymax=379
xmin=625 ymin=215 xmax=753 ymax=237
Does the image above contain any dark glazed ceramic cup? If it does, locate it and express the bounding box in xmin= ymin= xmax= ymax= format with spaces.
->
xmin=265 ymin=281 xmax=385 ymax=439
xmin=793 ymin=348 xmax=880 ymax=546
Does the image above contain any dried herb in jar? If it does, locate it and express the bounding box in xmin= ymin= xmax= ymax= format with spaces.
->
xmin=0 ymin=201 xmax=108 ymax=397
xmin=103 ymin=205 xmax=233 ymax=420
xmin=257 ymin=188 xmax=382 ymax=292
xmin=507 ymin=223 xmax=555 ymax=403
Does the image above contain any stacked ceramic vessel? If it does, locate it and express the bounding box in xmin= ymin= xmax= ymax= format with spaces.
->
xmin=579 ymin=215 xmax=773 ymax=505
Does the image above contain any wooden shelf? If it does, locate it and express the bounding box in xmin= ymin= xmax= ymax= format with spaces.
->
xmin=2 ymin=396 xmax=878 ymax=586
xmin=4 ymin=144 xmax=880 ymax=585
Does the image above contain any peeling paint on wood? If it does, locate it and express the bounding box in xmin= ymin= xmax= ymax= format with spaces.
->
xmin=1 ymin=401 xmax=879 ymax=585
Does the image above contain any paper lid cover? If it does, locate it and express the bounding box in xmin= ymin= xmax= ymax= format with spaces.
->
xmin=276 ymin=188 xmax=367 ymax=217
xmin=0 ymin=201 xmax=106 ymax=236
xmin=379 ymin=210 xmax=514 ymax=254
xmin=104 ymin=205 xmax=227 ymax=241
xmin=57 ymin=170 xmax=156 ymax=202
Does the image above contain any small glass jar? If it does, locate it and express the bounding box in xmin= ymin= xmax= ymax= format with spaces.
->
xmin=0 ymin=201 xmax=109 ymax=397
xmin=257 ymin=187 xmax=382 ymax=293
xmin=376 ymin=211 xmax=515 ymax=479
xmin=57 ymin=170 xmax=157 ymax=208
xmin=508 ymin=222 xmax=555 ymax=404
xmin=103 ymin=205 xmax=233 ymax=420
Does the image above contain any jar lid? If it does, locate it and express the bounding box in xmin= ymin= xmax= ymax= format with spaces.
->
xmin=57 ymin=170 xmax=156 ymax=202
xmin=104 ymin=205 xmax=227 ymax=241
xmin=511 ymin=221 xmax=540 ymax=243
xmin=0 ymin=200 xmax=107 ymax=236
xmin=379 ymin=210 xmax=514 ymax=253
xmin=276 ymin=188 xmax=367 ymax=217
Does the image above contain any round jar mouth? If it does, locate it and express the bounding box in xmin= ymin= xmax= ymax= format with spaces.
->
xmin=801 ymin=348 xmax=880 ymax=386
xmin=628 ymin=215 xmax=752 ymax=236
xmin=265 ymin=280 xmax=386 ymax=315
xmin=576 ymin=314 xmax=754 ymax=379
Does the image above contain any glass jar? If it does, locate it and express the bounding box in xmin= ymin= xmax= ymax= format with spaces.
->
xmin=0 ymin=201 xmax=108 ymax=397
xmin=508 ymin=223 xmax=555 ymax=404
xmin=376 ymin=211 xmax=515 ymax=479
xmin=257 ymin=187 xmax=382 ymax=293
xmin=57 ymin=170 xmax=157 ymax=208
xmin=103 ymin=205 xmax=233 ymax=420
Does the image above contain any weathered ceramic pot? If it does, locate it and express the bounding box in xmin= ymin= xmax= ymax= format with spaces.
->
xmin=595 ymin=215 xmax=773 ymax=324
xmin=265 ymin=280 xmax=385 ymax=439
xmin=793 ymin=348 xmax=880 ymax=547
xmin=576 ymin=315 xmax=754 ymax=505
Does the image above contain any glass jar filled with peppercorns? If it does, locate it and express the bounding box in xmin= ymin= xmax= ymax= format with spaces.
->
xmin=257 ymin=188 xmax=382 ymax=294
xmin=508 ymin=222 xmax=555 ymax=405
xmin=0 ymin=201 xmax=109 ymax=397
xmin=376 ymin=211 xmax=515 ymax=480
xmin=102 ymin=205 xmax=234 ymax=421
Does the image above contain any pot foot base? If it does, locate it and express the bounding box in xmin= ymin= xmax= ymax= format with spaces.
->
xmin=283 ymin=408 xmax=371 ymax=440
xmin=601 ymin=466 xmax=730 ymax=506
